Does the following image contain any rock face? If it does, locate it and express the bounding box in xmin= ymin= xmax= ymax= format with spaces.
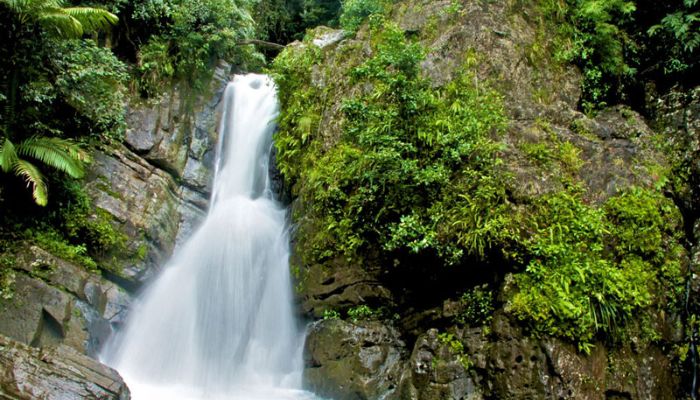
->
xmin=299 ymin=258 xmax=393 ymax=318
xmin=290 ymin=1 xmax=692 ymax=399
xmin=0 ymin=334 xmax=129 ymax=399
xmin=86 ymin=61 xmax=231 ymax=287
xmin=0 ymin=63 xmax=231 ymax=397
xmin=396 ymin=329 xmax=483 ymax=400
xmin=0 ymin=244 xmax=129 ymax=358
xmin=303 ymin=315 xmax=679 ymax=400
xmin=304 ymin=319 xmax=406 ymax=399
xmin=652 ymin=85 xmax=700 ymax=397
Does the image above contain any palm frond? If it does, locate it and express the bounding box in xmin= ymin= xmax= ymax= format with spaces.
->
xmin=38 ymin=9 xmax=83 ymax=38
xmin=0 ymin=137 xmax=19 ymax=173
xmin=13 ymin=158 xmax=47 ymax=206
xmin=17 ymin=136 xmax=89 ymax=178
xmin=3 ymin=0 xmax=117 ymax=38
xmin=63 ymin=7 xmax=118 ymax=34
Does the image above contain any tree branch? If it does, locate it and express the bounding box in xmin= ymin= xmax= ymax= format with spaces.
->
xmin=237 ymin=39 xmax=285 ymax=50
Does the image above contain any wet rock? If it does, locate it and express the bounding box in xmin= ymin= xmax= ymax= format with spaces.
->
xmin=89 ymin=61 xmax=231 ymax=286
xmin=299 ymin=258 xmax=393 ymax=318
xmin=304 ymin=319 xmax=406 ymax=399
xmin=0 ymin=334 xmax=129 ymax=399
xmin=311 ymin=27 xmax=348 ymax=49
xmin=0 ymin=244 xmax=132 ymax=357
xmin=87 ymin=147 xmax=180 ymax=284
xmin=476 ymin=314 xmax=680 ymax=399
xmin=396 ymin=328 xmax=483 ymax=400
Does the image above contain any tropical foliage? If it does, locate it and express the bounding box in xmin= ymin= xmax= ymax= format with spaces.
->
xmin=541 ymin=0 xmax=699 ymax=111
xmin=0 ymin=137 xmax=88 ymax=206
xmin=0 ymin=0 xmax=118 ymax=38
xmin=273 ymin=18 xmax=507 ymax=267
xmin=0 ymin=0 xmax=120 ymax=205
xmin=272 ymin=9 xmax=687 ymax=354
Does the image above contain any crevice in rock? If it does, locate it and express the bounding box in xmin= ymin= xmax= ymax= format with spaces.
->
xmin=30 ymin=309 xmax=65 ymax=348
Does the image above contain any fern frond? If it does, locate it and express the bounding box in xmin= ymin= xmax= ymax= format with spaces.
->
xmin=17 ymin=136 xmax=88 ymax=178
xmin=13 ymin=158 xmax=47 ymax=206
xmin=63 ymin=7 xmax=118 ymax=34
xmin=0 ymin=137 xmax=18 ymax=173
xmin=38 ymin=10 xmax=83 ymax=37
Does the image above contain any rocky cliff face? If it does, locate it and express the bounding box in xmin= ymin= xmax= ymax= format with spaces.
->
xmin=281 ymin=1 xmax=698 ymax=399
xmin=87 ymin=61 xmax=232 ymax=289
xmin=0 ymin=62 xmax=232 ymax=398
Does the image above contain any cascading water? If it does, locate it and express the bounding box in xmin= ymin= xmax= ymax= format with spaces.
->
xmin=102 ymin=74 xmax=320 ymax=400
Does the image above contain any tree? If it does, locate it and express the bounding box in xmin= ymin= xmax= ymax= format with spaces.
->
xmin=0 ymin=0 xmax=117 ymax=205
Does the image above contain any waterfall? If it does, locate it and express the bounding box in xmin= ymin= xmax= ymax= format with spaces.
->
xmin=102 ymin=74 xmax=319 ymax=400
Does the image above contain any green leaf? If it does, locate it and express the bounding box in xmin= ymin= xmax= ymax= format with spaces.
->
xmin=13 ymin=159 xmax=47 ymax=206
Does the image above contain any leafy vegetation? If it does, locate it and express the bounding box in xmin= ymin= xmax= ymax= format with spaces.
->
xmin=347 ymin=304 xmax=377 ymax=321
xmin=506 ymin=185 xmax=684 ymax=352
xmin=273 ymin=18 xmax=507 ymax=268
xmin=0 ymin=0 xmax=118 ymax=39
xmin=254 ymin=0 xmax=341 ymax=46
xmin=127 ymin=0 xmax=261 ymax=96
xmin=456 ymin=285 xmax=495 ymax=327
xmin=0 ymin=0 xmax=121 ymax=205
xmin=437 ymin=332 xmax=472 ymax=370
xmin=339 ymin=0 xmax=390 ymax=31
xmin=540 ymin=0 xmax=699 ymax=112
xmin=0 ymin=136 xmax=89 ymax=205
xmin=272 ymin=9 xmax=687 ymax=354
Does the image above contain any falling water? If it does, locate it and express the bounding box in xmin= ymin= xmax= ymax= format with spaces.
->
xmin=102 ymin=74 xmax=319 ymax=400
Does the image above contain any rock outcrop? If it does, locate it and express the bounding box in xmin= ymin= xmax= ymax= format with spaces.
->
xmin=0 ymin=334 xmax=129 ymax=399
xmin=304 ymin=319 xmax=406 ymax=399
xmin=0 ymin=244 xmax=129 ymax=358
xmin=289 ymin=0 xmax=694 ymax=398
xmin=86 ymin=61 xmax=231 ymax=288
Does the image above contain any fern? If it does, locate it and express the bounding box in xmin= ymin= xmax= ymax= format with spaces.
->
xmin=0 ymin=0 xmax=118 ymax=38
xmin=13 ymin=159 xmax=47 ymax=206
xmin=0 ymin=136 xmax=88 ymax=205
xmin=17 ymin=136 xmax=89 ymax=179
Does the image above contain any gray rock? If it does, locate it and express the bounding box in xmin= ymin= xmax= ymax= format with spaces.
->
xmin=304 ymin=319 xmax=406 ymax=399
xmin=396 ymin=328 xmax=483 ymax=400
xmin=0 ymin=243 xmax=134 ymax=358
xmin=86 ymin=148 xmax=180 ymax=285
xmin=299 ymin=258 xmax=393 ymax=318
xmin=0 ymin=334 xmax=129 ymax=399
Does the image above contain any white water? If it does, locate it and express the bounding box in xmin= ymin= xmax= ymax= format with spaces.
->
xmin=102 ymin=74 xmax=319 ymax=400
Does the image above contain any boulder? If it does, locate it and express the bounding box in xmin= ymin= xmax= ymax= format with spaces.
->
xmin=304 ymin=319 xmax=406 ymax=399
xmin=0 ymin=244 xmax=131 ymax=357
xmin=0 ymin=334 xmax=129 ymax=399
xmin=396 ymin=328 xmax=483 ymax=400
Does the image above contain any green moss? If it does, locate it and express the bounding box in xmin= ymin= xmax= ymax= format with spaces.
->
xmin=135 ymin=242 xmax=149 ymax=261
xmin=31 ymin=229 xmax=98 ymax=271
xmin=347 ymin=304 xmax=376 ymax=322
xmin=271 ymin=7 xmax=686 ymax=354
xmin=0 ymin=253 xmax=16 ymax=300
xmin=437 ymin=332 xmax=472 ymax=370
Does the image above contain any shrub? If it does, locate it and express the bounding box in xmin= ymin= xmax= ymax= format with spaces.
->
xmin=273 ymin=20 xmax=507 ymax=268
xmin=506 ymin=186 xmax=684 ymax=352
xmin=339 ymin=0 xmax=389 ymax=31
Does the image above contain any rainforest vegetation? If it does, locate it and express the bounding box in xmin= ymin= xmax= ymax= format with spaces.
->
xmin=0 ymin=0 xmax=698 ymax=376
